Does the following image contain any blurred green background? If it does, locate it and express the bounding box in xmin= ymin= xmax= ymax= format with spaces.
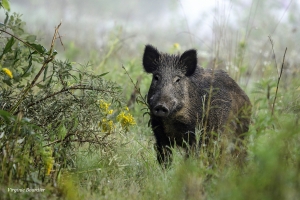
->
xmin=6 ymin=0 xmax=300 ymax=91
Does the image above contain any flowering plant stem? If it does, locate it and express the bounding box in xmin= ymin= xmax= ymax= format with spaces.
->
xmin=122 ymin=65 xmax=149 ymax=108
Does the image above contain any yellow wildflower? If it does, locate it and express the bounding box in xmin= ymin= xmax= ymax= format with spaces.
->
xmin=100 ymin=118 xmax=114 ymax=133
xmin=46 ymin=157 xmax=54 ymax=175
xmin=173 ymin=43 xmax=181 ymax=51
xmin=116 ymin=111 xmax=136 ymax=131
xmin=100 ymin=100 xmax=111 ymax=113
xmin=43 ymin=147 xmax=54 ymax=176
xmin=108 ymin=109 xmax=113 ymax=115
xmin=2 ymin=68 xmax=13 ymax=79
xmin=125 ymin=106 xmax=129 ymax=111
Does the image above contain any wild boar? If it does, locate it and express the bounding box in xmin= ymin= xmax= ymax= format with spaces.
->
xmin=142 ymin=44 xmax=251 ymax=167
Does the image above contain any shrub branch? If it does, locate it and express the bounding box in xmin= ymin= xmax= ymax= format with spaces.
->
xmin=25 ymin=84 xmax=117 ymax=109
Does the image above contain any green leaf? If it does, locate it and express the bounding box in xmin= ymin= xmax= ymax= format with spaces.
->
xmin=136 ymin=99 xmax=146 ymax=105
xmin=3 ymin=79 xmax=12 ymax=86
xmin=28 ymin=43 xmax=47 ymax=55
xmin=0 ymin=37 xmax=15 ymax=60
xmin=43 ymin=64 xmax=48 ymax=81
xmin=47 ymin=69 xmax=55 ymax=83
xmin=141 ymin=107 xmax=149 ymax=112
xmin=21 ymin=52 xmax=33 ymax=77
xmin=143 ymin=112 xmax=150 ymax=118
xmin=22 ymin=71 xmax=32 ymax=78
xmin=1 ymin=0 xmax=10 ymax=11
xmin=58 ymin=124 xmax=67 ymax=140
xmin=71 ymin=117 xmax=79 ymax=131
xmin=147 ymin=119 xmax=151 ymax=127
xmin=98 ymin=72 xmax=109 ymax=77
xmin=36 ymin=83 xmax=46 ymax=88
xmin=12 ymin=48 xmax=21 ymax=66
xmin=25 ymin=35 xmax=37 ymax=43
xmin=4 ymin=12 xmax=9 ymax=24
xmin=0 ymin=109 xmax=13 ymax=123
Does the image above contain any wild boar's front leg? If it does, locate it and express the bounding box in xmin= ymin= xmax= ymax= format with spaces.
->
xmin=151 ymin=118 xmax=173 ymax=168
xmin=182 ymin=130 xmax=198 ymax=159
xmin=154 ymin=142 xmax=173 ymax=169
xmin=154 ymin=132 xmax=173 ymax=168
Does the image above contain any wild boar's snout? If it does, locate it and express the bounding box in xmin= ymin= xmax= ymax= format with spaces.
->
xmin=153 ymin=104 xmax=169 ymax=117
xmin=150 ymin=85 xmax=178 ymax=118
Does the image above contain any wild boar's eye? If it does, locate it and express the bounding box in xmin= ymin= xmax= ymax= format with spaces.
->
xmin=174 ymin=77 xmax=181 ymax=83
xmin=154 ymin=75 xmax=160 ymax=81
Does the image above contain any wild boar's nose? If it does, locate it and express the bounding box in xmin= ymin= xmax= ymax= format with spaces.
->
xmin=153 ymin=105 xmax=169 ymax=117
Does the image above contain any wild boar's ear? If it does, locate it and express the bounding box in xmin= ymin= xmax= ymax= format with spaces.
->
xmin=179 ymin=49 xmax=197 ymax=76
xmin=143 ymin=45 xmax=160 ymax=73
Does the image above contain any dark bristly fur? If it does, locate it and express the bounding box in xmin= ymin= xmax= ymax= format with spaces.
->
xmin=143 ymin=44 xmax=252 ymax=168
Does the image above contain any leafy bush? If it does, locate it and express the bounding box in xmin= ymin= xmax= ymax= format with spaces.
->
xmin=0 ymin=4 xmax=135 ymax=199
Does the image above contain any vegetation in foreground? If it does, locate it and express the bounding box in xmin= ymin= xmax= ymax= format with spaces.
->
xmin=1 ymin=2 xmax=300 ymax=200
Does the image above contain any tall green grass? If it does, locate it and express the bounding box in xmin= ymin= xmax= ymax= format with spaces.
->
xmin=65 ymin=83 xmax=300 ymax=200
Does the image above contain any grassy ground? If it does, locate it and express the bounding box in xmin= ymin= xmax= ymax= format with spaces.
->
xmin=56 ymin=105 xmax=300 ymax=200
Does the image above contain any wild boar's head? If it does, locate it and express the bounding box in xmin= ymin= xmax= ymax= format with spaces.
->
xmin=143 ymin=44 xmax=197 ymax=118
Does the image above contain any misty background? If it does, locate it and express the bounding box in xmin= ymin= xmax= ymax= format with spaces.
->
xmin=4 ymin=0 xmax=300 ymax=87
